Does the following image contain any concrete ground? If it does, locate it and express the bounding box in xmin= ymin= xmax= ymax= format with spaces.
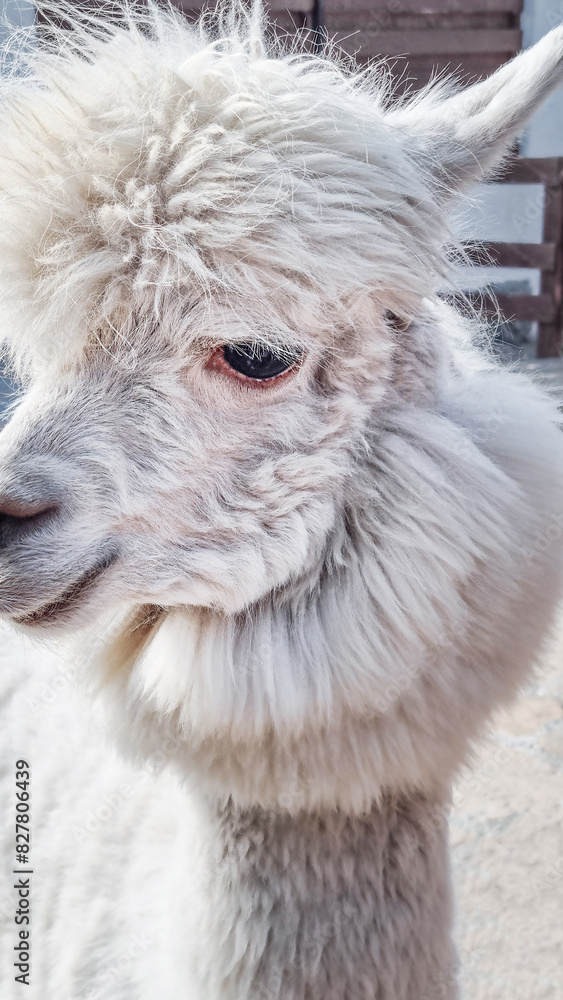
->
xmin=452 ymin=356 xmax=563 ymax=1000
xmin=452 ymin=615 xmax=563 ymax=1000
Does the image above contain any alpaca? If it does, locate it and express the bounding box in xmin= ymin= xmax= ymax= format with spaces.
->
xmin=1 ymin=3 xmax=563 ymax=998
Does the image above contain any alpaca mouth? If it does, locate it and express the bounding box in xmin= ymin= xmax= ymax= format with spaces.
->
xmin=14 ymin=550 xmax=119 ymax=625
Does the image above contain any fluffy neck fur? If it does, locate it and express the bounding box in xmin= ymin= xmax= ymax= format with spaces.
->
xmin=181 ymin=791 xmax=457 ymax=1000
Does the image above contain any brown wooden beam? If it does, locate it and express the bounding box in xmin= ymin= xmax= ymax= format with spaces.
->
xmin=371 ymin=54 xmax=515 ymax=90
xmin=460 ymin=293 xmax=556 ymax=323
xmin=537 ymin=161 xmax=563 ymax=356
xmin=463 ymin=242 xmax=557 ymax=271
xmin=325 ymin=0 xmax=522 ymax=12
xmin=495 ymin=293 xmax=555 ymax=323
xmin=336 ymin=28 xmax=521 ymax=57
xmin=175 ymin=0 xmax=315 ymax=10
xmin=498 ymin=157 xmax=563 ymax=184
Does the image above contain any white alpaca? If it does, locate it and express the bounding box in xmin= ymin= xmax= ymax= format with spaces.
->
xmin=0 ymin=4 xmax=563 ymax=998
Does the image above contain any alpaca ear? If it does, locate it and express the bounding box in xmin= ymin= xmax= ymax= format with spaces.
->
xmin=391 ymin=25 xmax=563 ymax=194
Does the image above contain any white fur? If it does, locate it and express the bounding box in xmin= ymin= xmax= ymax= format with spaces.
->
xmin=1 ymin=4 xmax=563 ymax=997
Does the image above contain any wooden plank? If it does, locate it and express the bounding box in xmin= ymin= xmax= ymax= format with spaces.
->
xmin=463 ymin=242 xmax=557 ymax=271
xmin=328 ymin=15 xmax=521 ymax=33
xmin=374 ymin=54 xmax=512 ymax=91
xmin=496 ymin=294 xmax=555 ymax=323
xmin=366 ymin=54 xmax=509 ymax=75
xmin=325 ymin=0 xmax=522 ymax=12
xmin=462 ymin=293 xmax=556 ymax=323
xmin=176 ymin=0 xmax=315 ymax=11
xmin=498 ymin=157 xmax=563 ymax=184
xmin=540 ymin=163 xmax=563 ymax=244
xmin=538 ymin=158 xmax=563 ymax=356
xmin=40 ymin=0 xmax=317 ymax=32
xmin=336 ymin=28 xmax=521 ymax=57
xmin=267 ymin=12 xmax=315 ymax=31
xmin=36 ymin=1 xmax=136 ymax=25
xmin=536 ymin=322 xmax=561 ymax=357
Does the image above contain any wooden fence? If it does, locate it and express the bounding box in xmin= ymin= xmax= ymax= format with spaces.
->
xmin=323 ymin=0 xmax=523 ymax=90
xmin=464 ymin=158 xmax=563 ymax=357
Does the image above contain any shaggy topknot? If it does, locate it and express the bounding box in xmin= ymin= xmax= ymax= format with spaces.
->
xmin=0 ymin=1 xmax=463 ymax=381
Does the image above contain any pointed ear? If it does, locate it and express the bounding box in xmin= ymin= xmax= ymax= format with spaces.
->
xmin=390 ymin=25 xmax=563 ymax=194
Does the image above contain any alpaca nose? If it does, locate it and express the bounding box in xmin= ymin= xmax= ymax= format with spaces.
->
xmin=0 ymin=495 xmax=60 ymax=549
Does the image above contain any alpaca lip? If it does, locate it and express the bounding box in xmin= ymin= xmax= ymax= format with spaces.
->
xmin=14 ymin=550 xmax=119 ymax=625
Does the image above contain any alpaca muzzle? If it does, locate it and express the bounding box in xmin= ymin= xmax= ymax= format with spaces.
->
xmin=0 ymin=485 xmax=120 ymax=624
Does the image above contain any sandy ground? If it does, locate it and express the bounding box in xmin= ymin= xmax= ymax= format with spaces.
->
xmin=452 ymin=610 xmax=563 ymax=999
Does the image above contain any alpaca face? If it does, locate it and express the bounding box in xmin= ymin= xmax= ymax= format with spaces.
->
xmin=0 ymin=12 xmax=420 ymax=630
xmin=0 ymin=317 xmax=400 ymax=640
xmin=0 ymin=297 xmax=382 ymax=628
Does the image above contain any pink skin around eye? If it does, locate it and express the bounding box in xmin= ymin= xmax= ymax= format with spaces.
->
xmin=206 ymin=346 xmax=302 ymax=388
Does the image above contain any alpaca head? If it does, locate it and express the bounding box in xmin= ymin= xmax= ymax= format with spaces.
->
xmin=0 ymin=5 xmax=563 ymax=801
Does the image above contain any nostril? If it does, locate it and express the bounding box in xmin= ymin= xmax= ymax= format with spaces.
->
xmin=0 ymin=495 xmax=60 ymax=548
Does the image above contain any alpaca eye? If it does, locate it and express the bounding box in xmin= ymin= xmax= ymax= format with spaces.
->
xmin=222 ymin=343 xmax=301 ymax=380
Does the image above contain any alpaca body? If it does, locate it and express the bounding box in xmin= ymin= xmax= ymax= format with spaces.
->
xmin=1 ymin=5 xmax=563 ymax=997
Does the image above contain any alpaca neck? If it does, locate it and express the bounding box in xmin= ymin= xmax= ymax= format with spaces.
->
xmin=188 ymin=791 xmax=458 ymax=1000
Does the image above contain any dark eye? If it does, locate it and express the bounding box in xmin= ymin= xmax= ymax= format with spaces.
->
xmin=222 ymin=343 xmax=301 ymax=380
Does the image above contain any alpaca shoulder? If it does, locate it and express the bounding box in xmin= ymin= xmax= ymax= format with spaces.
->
xmin=440 ymin=361 xmax=563 ymax=526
